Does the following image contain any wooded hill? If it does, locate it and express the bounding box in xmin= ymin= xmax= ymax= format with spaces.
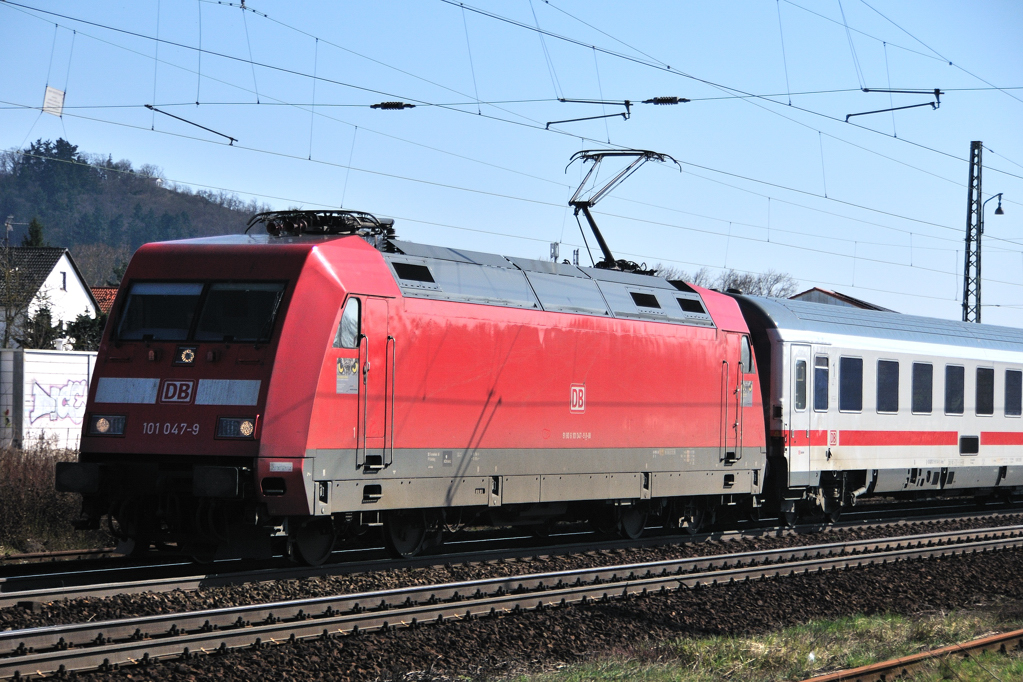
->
xmin=0 ymin=139 xmax=266 ymax=285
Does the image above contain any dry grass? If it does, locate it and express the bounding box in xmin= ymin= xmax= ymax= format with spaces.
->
xmin=0 ymin=445 xmax=111 ymax=553
xmin=517 ymin=610 xmax=1023 ymax=682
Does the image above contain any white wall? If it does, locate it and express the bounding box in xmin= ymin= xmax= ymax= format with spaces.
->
xmin=0 ymin=349 xmax=97 ymax=449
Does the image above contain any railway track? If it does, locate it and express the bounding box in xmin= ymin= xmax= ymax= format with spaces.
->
xmin=802 ymin=628 xmax=1023 ymax=681
xmin=0 ymin=549 xmax=118 ymax=565
xmin=2 ymin=524 xmax=1022 ymax=679
xmin=1 ymin=508 xmax=1019 ymax=609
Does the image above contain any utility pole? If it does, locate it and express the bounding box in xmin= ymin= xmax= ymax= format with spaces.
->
xmin=962 ymin=141 xmax=983 ymax=323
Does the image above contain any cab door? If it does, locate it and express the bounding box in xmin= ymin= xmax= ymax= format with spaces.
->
xmin=361 ymin=297 xmax=392 ymax=469
xmin=789 ymin=344 xmax=811 ymax=486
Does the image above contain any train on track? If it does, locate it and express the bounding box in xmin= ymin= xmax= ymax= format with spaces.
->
xmin=56 ymin=208 xmax=1023 ymax=564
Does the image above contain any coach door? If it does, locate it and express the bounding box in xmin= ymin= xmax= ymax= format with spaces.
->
xmin=360 ymin=297 xmax=393 ymax=470
xmin=789 ymin=344 xmax=811 ymax=485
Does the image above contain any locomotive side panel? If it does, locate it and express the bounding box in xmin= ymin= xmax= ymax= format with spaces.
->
xmin=305 ymin=277 xmax=766 ymax=513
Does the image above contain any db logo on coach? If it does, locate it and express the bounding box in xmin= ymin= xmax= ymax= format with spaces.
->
xmin=570 ymin=384 xmax=585 ymax=413
xmin=160 ymin=380 xmax=196 ymax=404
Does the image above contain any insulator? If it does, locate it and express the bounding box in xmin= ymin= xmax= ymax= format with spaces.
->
xmin=371 ymin=101 xmax=415 ymax=110
xmin=643 ymin=96 xmax=689 ymax=105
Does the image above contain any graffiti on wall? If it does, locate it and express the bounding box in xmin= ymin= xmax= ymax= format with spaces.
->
xmin=29 ymin=379 xmax=88 ymax=425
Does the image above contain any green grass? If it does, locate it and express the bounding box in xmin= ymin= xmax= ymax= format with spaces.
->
xmin=513 ymin=611 xmax=1023 ymax=682
xmin=0 ymin=445 xmax=112 ymax=553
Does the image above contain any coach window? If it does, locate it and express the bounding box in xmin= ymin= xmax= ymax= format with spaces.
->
xmin=976 ymin=367 xmax=995 ymax=416
xmin=333 ymin=297 xmax=361 ymax=349
xmin=794 ymin=360 xmax=807 ymax=410
xmin=839 ymin=357 xmax=863 ymax=412
xmin=1006 ymin=370 xmax=1023 ymax=417
xmin=877 ymin=360 xmax=899 ymax=413
xmin=912 ymin=363 xmax=933 ymax=414
xmin=945 ymin=365 xmax=965 ymax=415
xmin=813 ymin=356 xmax=829 ymax=411
xmin=740 ymin=336 xmax=755 ymax=374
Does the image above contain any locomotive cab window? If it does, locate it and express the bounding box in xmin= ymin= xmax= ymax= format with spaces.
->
xmin=912 ymin=363 xmax=933 ymax=414
xmin=740 ymin=336 xmax=755 ymax=374
xmin=839 ymin=357 xmax=863 ymax=412
xmin=1006 ymin=370 xmax=1023 ymax=417
xmin=876 ymin=360 xmax=899 ymax=414
xmin=814 ymin=356 xmax=829 ymax=412
xmin=333 ymin=297 xmax=361 ymax=349
xmin=194 ymin=282 xmax=286 ymax=342
xmin=794 ymin=360 xmax=807 ymax=411
xmin=945 ymin=365 xmax=965 ymax=415
xmin=976 ymin=367 xmax=994 ymax=416
xmin=117 ymin=282 xmax=204 ymax=340
xmin=117 ymin=281 xmax=285 ymax=342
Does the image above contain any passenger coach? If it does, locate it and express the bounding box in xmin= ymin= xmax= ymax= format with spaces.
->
xmin=737 ymin=296 xmax=1023 ymax=523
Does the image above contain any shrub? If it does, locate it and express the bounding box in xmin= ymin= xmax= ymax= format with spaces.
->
xmin=0 ymin=445 xmax=111 ymax=553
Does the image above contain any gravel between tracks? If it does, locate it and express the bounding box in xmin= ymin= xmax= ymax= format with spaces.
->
xmin=4 ymin=514 xmax=1023 ymax=680
xmin=2 ymin=514 xmax=1022 ymax=633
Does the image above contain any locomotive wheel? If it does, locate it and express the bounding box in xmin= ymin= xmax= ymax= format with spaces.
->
xmin=619 ymin=507 xmax=646 ymax=540
xmin=681 ymin=501 xmax=705 ymax=535
xmin=292 ymin=518 xmax=337 ymax=566
xmin=384 ymin=510 xmax=428 ymax=558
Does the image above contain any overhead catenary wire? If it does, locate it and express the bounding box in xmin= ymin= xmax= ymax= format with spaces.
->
xmin=151 ymin=0 xmax=160 ymax=129
xmin=5 ymin=146 xmax=1013 ymax=308
xmin=0 ymin=94 xmax=1006 ymax=258
xmin=0 ymin=2 xmax=1010 ymax=236
xmin=459 ymin=4 xmax=482 ymax=115
xmin=528 ymin=0 xmax=563 ymax=100
xmin=10 ymin=0 xmax=1023 ymax=199
xmin=3 ymin=6 xmax=1018 ymax=282
xmin=7 ymin=125 xmax=1021 ymax=297
xmin=775 ymin=0 xmax=793 ymax=105
xmin=858 ymin=0 xmax=1023 ymax=107
xmin=7 ymin=0 xmax=991 ymax=221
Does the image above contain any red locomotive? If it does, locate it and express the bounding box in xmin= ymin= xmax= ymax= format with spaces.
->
xmin=57 ymin=209 xmax=767 ymax=563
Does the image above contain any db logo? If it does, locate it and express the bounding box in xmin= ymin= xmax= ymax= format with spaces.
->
xmin=829 ymin=429 xmax=839 ymax=446
xmin=570 ymin=384 xmax=586 ymax=413
xmin=160 ymin=380 xmax=196 ymax=404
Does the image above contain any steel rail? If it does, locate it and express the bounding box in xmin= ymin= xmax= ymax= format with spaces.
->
xmin=1 ymin=508 xmax=1016 ymax=609
xmin=801 ymin=628 xmax=1023 ymax=681
xmin=0 ymin=549 xmax=116 ymax=564
xmin=1 ymin=526 xmax=1022 ymax=679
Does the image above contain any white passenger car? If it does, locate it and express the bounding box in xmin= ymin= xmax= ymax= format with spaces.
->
xmin=737 ymin=296 xmax=1023 ymax=521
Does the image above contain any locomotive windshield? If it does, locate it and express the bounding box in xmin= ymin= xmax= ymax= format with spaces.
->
xmin=117 ymin=281 xmax=286 ymax=342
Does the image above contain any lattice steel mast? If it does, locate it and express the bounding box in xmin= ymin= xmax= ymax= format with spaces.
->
xmin=962 ymin=141 xmax=983 ymax=323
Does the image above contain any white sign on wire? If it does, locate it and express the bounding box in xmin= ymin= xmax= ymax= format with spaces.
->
xmin=42 ymin=86 xmax=65 ymax=117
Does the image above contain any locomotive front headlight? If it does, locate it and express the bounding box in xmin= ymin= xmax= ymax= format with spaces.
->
xmin=216 ymin=416 xmax=258 ymax=439
xmin=89 ymin=414 xmax=126 ymax=436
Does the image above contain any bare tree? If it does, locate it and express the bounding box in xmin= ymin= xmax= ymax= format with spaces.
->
xmin=717 ymin=269 xmax=797 ymax=297
xmin=653 ymin=264 xmax=715 ymax=287
xmin=654 ymin=264 xmax=797 ymax=297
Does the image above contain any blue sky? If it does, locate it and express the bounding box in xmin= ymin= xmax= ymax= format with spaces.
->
xmin=1 ymin=1 xmax=1021 ymax=323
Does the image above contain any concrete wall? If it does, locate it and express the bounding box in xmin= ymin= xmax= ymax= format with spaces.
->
xmin=0 ymin=349 xmax=97 ymax=449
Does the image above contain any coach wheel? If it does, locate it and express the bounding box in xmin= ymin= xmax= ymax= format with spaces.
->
xmin=384 ymin=510 xmax=428 ymax=558
xmin=528 ymin=521 xmax=554 ymax=539
xmin=619 ymin=507 xmax=646 ymax=540
xmin=680 ymin=501 xmax=705 ymax=535
xmin=292 ymin=517 xmax=337 ymax=566
xmin=783 ymin=509 xmax=798 ymax=527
